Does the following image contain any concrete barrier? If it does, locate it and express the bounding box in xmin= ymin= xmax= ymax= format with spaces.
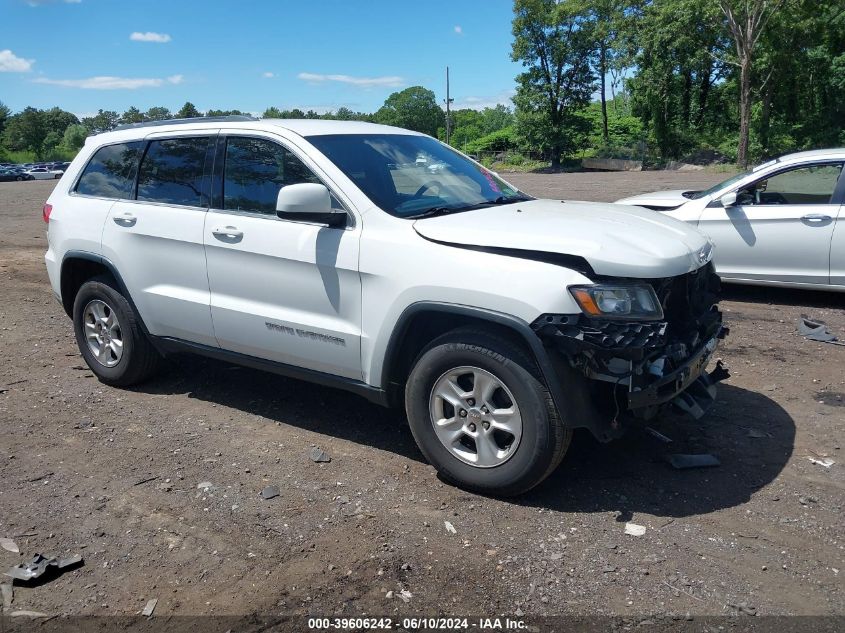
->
xmin=581 ymin=157 xmax=643 ymax=171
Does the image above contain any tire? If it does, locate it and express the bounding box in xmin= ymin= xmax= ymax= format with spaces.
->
xmin=72 ymin=275 xmax=160 ymax=387
xmin=15 ymin=176 xmax=23 ymax=181
xmin=405 ymin=328 xmax=571 ymax=496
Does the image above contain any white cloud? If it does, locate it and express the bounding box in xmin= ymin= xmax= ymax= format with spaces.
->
xmin=27 ymin=0 xmax=80 ymax=5
xmin=0 ymin=49 xmax=34 ymax=72
xmin=454 ymin=25 xmax=463 ymax=35
xmin=32 ymin=74 xmax=184 ymax=90
xmin=452 ymin=89 xmax=516 ymax=111
xmin=262 ymin=71 xmax=275 ymax=78
xmin=130 ymin=31 xmax=172 ymax=43
xmin=297 ymin=72 xmax=404 ymax=88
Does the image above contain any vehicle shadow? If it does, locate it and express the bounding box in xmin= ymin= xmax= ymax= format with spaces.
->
xmin=136 ymin=354 xmax=425 ymax=462
xmin=721 ymin=283 xmax=844 ymax=310
xmin=522 ymin=383 xmax=795 ymax=518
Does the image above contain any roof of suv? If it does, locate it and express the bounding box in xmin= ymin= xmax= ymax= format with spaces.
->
xmin=87 ymin=118 xmax=423 ymax=146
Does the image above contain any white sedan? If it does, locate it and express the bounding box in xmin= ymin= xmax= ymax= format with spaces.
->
xmin=25 ymin=167 xmax=64 ymax=180
xmin=616 ymin=149 xmax=845 ymax=292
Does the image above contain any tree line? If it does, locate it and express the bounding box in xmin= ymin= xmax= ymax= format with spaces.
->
xmin=1 ymin=0 xmax=841 ymax=169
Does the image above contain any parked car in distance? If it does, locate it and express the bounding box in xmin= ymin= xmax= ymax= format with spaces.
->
xmin=0 ymin=168 xmax=35 ymax=182
xmin=44 ymin=117 xmax=728 ymax=495
xmin=615 ymin=149 xmax=845 ymax=291
xmin=26 ymin=167 xmax=63 ymax=180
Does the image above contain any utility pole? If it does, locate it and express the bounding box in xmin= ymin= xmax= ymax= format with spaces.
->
xmin=444 ymin=66 xmax=454 ymax=145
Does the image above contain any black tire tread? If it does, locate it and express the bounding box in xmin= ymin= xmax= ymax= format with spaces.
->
xmin=72 ymin=275 xmax=160 ymax=386
xmin=407 ymin=327 xmax=572 ymax=496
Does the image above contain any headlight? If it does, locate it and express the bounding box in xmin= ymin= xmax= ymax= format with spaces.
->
xmin=569 ymin=284 xmax=664 ymax=320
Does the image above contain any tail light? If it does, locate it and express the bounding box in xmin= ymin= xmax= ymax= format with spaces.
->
xmin=42 ymin=203 xmax=52 ymax=223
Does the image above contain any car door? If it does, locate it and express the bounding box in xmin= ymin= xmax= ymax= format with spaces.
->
xmin=697 ymin=162 xmax=842 ymax=285
xmin=828 ymin=172 xmax=845 ymax=288
xmin=204 ymin=133 xmax=362 ymax=379
xmin=101 ymin=131 xmax=218 ymax=346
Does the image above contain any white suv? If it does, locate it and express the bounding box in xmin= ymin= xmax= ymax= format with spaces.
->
xmin=44 ymin=117 xmax=728 ymax=495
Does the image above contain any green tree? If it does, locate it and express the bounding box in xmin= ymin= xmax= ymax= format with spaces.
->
xmin=176 ymin=102 xmax=202 ymax=118
xmin=719 ymin=0 xmax=787 ymax=167
xmin=62 ymin=124 xmax=88 ymax=152
xmin=626 ymin=0 xmax=728 ymax=159
xmin=375 ymin=86 xmax=443 ymax=136
xmin=82 ymin=109 xmax=120 ymax=134
xmin=479 ymin=105 xmax=515 ymax=136
xmin=206 ymin=109 xmax=245 ymax=117
xmin=0 ymin=101 xmax=11 ymax=138
xmin=144 ymin=106 xmax=172 ymax=121
xmin=511 ymin=0 xmax=596 ymax=167
xmin=586 ymin=0 xmax=629 ymax=144
xmin=3 ymin=108 xmax=48 ymax=154
xmin=120 ymin=106 xmax=145 ymax=125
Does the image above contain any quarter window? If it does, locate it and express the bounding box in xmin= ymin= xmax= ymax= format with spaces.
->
xmin=223 ymin=137 xmax=321 ymax=215
xmin=137 ymin=137 xmax=211 ymax=207
xmin=75 ymin=142 xmax=144 ymax=199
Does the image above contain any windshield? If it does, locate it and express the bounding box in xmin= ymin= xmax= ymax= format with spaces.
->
xmin=305 ymin=134 xmax=531 ymax=218
xmin=686 ymin=170 xmax=754 ymax=200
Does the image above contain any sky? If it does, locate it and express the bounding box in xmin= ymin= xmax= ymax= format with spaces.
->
xmin=0 ymin=0 xmax=524 ymax=118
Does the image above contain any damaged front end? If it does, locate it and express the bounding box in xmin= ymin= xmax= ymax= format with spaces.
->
xmin=533 ymin=262 xmax=730 ymax=442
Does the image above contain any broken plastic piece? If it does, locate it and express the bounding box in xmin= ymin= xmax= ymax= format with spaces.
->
xmin=807 ymin=456 xmax=834 ymax=468
xmin=4 ymin=553 xmax=83 ymax=583
xmin=798 ymin=317 xmax=845 ymax=345
xmin=665 ymin=454 xmax=720 ymax=469
xmin=644 ymin=426 xmax=673 ymax=443
xmin=142 ymin=598 xmax=157 ymax=617
xmin=624 ymin=523 xmax=646 ymax=536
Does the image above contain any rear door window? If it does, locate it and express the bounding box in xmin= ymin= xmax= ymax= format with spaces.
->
xmin=137 ymin=137 xmax=212 ymax=207
xmin=75 ymin=142 xmax=144 ymax=199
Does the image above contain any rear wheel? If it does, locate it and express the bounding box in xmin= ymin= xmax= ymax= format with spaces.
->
xmin=72 ymin=276 xmax=160 ymax=386
xmin=405 ymin=328 xmax=571 ymax=496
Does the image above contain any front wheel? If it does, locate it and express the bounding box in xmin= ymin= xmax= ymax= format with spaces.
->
xmin=405 ymin=328 xmax=571 ymax=496
xmin=72 ymin=276 xmax=161 ymax=386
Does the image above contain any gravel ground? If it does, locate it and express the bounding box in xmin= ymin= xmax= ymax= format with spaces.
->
xmin=0 ymin=175 xmax=842 ymax=621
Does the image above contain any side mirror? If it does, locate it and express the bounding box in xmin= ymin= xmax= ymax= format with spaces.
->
xmin=719 ymin=191 xmax=738 ymax=208
xmin=276 ymin=183 xmax=346 ymax=227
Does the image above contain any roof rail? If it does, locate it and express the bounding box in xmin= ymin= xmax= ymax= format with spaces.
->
xmin=113 ymin=115 xmax=258 ymax=131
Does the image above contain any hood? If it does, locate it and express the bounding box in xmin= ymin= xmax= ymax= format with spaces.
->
xmin=413 ymin=199 xmax=711 ymax=278
xmin=614 ymin=189 xmax=694 ymax=208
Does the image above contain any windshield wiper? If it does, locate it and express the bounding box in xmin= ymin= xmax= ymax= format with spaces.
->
xmin=409 ymin=195 xmax=533 ymax=219
xmin=409 ymin=206 xmax=473 ymax=219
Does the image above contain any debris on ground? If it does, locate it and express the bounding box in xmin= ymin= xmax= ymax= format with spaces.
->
xmin=806 ymin=456 xmax=835 ymax=468
xmin=0 ymin=538 xmax=19 ymax=554
xmin=398 ymin=589 xmax=412 ymax=603
xmin=196 ymin=481 xmax=214 ymax=491
xmin=644 ymin=427 xmax=673 ymax=443
xmin=665 ymin=453 xmax=721 ymax=469
xmin=444 ymin=520 xmax=457 ymax=534
xmin=260 ymin=485 xmax=280 ymax=500
xmin=10 ymin=610 xmax=49 ymax=618
xmin=4 ymin=553 xmax=83 ymax=584
xmin=309 ymin=447 xmax=331 ymax=463
xmin=1 ymin=582 xmax=13 ymax=610
xmin=624 ymin=523 xmax=647 ymax=536
xmin=141 ymin=598 xmax=157 ymax=617
xmin=798 ymin=316 xmax=845 ymax=346
xmin=384 ymin=590 xmax=394 ymax=599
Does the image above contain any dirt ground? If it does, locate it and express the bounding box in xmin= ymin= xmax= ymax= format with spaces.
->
xmin=0 ymin=173 xmax=842 ymax=622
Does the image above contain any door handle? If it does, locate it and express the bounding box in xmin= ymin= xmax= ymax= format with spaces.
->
xmin=212 ymin=226 xmax=244 ymax=240
xmin=801 ymin=214 xmax=831 ymax=223
xmin=113 ymin=212 xmax=136 ymax=227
